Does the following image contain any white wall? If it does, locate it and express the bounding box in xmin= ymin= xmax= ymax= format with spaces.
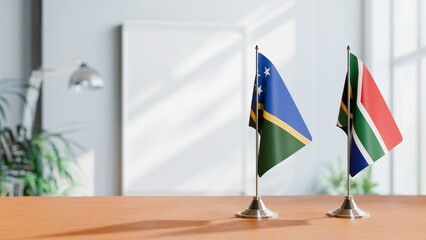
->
xmin=0 ymin=0 xmax=32 ymax=127
xmin=42 ymin=0 xmax=363 ymax=195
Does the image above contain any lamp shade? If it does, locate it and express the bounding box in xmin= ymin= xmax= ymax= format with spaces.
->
xmin=69 ymin=63 xmax=104 ymax=90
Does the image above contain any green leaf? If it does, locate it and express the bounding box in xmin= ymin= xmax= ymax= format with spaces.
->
xmin=0 ymin=96 xmax=11 ymax=108
xmin=61 ymin=186 xmax=75 ymax=196
xmin=0 ymin=105 xmax=6 ymax=122
xmin=24 ymin=173 xmax=38 ymax=194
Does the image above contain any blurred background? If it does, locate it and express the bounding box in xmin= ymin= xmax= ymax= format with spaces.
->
xmin=0 ymin=0 xmax=424 ymax=196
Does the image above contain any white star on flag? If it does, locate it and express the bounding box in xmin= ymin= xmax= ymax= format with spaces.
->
xmin=257 ymin=85 xmax=263 ymax=95
xmin=264 ymin=67 xmax=270 ymax=77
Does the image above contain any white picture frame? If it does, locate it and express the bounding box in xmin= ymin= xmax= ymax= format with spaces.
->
xmin=121 ymin=21 xmax=249 ymax=195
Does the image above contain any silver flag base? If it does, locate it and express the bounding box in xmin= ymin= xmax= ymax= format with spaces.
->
xmin=236 ymin=196 xmax=278 ymax=219
xmin=327 ymin=195 xmax=370 ymax=219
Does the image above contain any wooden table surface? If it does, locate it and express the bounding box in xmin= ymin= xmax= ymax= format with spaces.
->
xmin=2 ymin=195 xmax=426 ymax=239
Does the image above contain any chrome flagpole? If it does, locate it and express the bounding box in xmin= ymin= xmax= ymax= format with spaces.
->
xmin=327 ymin=46 xmax=369 ymax=219
xmin=255 ymin=44 xmax=260 ymax=199
xmin=236 ymin=45 xmax=277 ymax=219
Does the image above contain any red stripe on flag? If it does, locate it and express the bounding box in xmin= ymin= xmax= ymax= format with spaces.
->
xmin=360 ymin=65 xmax=402 ymax=150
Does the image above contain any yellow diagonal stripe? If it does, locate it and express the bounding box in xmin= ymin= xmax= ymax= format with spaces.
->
xmin=340 ymin=101 xmax=348 ymax=114
xmin=250 ymin=110 xmax=256 ymax=122
xmin=250 ymin=103 xmax=265 ymax=122
xmin=263 ymin=110 xmax=311 ymax=145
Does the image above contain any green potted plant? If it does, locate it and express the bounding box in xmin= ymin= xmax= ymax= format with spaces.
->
xmin=0 ymin=79 xmax=80 ymax=196
xmin=319 ymin=156 xmax=378 ymax=195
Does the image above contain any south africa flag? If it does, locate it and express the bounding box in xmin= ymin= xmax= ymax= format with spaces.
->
xmin=338 ymin=53 xmax=403 ymax=177
xmin=249 ymin=53 xmax=312 ymax=177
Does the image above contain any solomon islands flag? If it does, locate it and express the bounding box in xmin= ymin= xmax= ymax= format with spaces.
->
xmin=249 ymin=53 xmax=312 ymax=177
xmin=337 ymin=53 xmax=403 ymax=177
